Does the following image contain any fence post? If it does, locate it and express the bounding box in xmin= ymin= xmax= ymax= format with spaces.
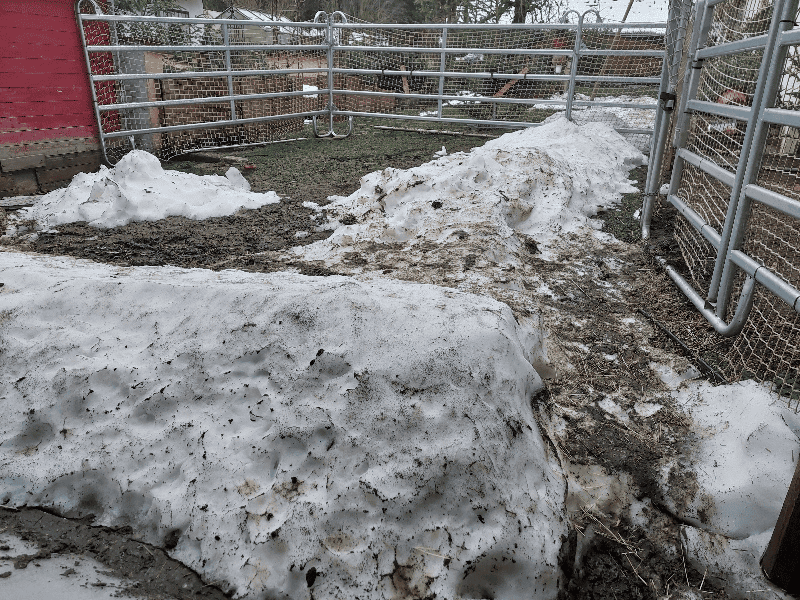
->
xmin=762 ymin=455 xmax=800 ymax=593
xmin=327 ymin=14 xmax=335 ymax=134
xmin=664 ymin=0 xmax=712 ymax=204
xmin=438 ymin=26 xmax=447 ymax=120
xmin=564 ymin=16 xmax=582 ymax=121
xmin=641 ymin=58 xmax=671 ymax=239
xmin=222 ymin=23 xmax=237 ymax=121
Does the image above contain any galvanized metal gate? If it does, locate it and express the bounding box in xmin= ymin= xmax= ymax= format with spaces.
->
xmin=76 ymin=1 xmax=666 ymax=164
xmin=645 ymin=0 xmax=800 ymax=333
xmin=642 ymin=0 xmax=800 ymax=404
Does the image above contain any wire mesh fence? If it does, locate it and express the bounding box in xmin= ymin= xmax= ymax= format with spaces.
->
xmin=648 ymin=0 xmax=800 ymax=407
xmin=78 ymin=0 xmax=329 ymax=163
xmin=324 ymin=16 xmax=665 ymax=150
xmin=76 ymin=2 xmax=666 ymax=162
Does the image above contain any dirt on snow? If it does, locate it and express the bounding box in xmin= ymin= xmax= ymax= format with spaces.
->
xmin=1 ymin=122 xmax=736 ymax=600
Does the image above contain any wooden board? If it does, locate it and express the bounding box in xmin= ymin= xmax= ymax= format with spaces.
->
xmin=494 ymin=68 xmax=529 ymax=98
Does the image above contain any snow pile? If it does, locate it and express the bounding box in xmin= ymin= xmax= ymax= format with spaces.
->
xmin=0 ymin=252 xmax=567 ymax=600
xmin=658 ymin=380 xmax=800 ymax=599
xmin=297 ymin=118 xmax=645 ymax=263
xmin=532 ymin=94 xmax=657 ymax=151
xmin=663 ymin=380 xmax=800 ymax=539
xmin=16 ymin=150 xmax=279 ymax=229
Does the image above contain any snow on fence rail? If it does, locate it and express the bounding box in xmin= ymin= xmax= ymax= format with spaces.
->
xmin=643 ymin=0 xmax=800 ymax=412
xmin=75 ymin=1 xmax=666 ymax=164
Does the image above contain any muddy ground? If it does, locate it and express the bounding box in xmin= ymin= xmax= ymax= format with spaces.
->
xmin=1 ymin=120 xmax=738 ymax=600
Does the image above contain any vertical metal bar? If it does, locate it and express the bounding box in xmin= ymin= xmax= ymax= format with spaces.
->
xmin=75 ymin=0 xmax=112 ymax=166
xmin=666 ymin=0 xmax=713 ymax=203
xmin=438 ymin=27 xmax=447 ymax=120
xmin=222 ymin=23 xmax=237 ymax=121
xmin=714 ymin=0 xmax=797 ymax=315
xmin=673 ymin=0 xmax=712 ymax=151
xmin=565 ymin=18 xmax=583 ymax=121
xmin=108 ymin=0 xmax=131 ymax=151
xmin=328 ymin=15 xmax=335 ymax=134
xmin=641 ymin=57 xmax=671 ymax=239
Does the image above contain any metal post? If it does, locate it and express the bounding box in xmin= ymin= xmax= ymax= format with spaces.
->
xmin=713 ymin=0 xmax=797 ymax=316
xmin=665 ymin=0 xmax=713 ymax=202
xmin=641 ymin=57 xmax=671 ymax=239
xmin=327 ymin=15 xmax=335 ymax=134
xmin=222 ymin=23 xmax=237 ymax=121
xmin=438 ymin=27 xmax=447 ymax=120
xmin=565 ymin=14 xmax=583 ymax=121
xmin=75 ymin=0 xmax=113 ymax=165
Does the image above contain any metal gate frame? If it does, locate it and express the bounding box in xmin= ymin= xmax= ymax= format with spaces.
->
xmin=75 ymin=2 xmax=666 ymax=163
xmin=311 ymin=10 xmax=665 ymax=139
xmin=644 ymin=0 xmax=800 ymax=336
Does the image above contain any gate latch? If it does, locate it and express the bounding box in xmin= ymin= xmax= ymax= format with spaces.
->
xmin=660 ymin=91 xmax=677 ymax=112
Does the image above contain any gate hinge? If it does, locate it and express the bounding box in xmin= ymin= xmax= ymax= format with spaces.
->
xmin=660 ymin=91 xmax=677 ymax=112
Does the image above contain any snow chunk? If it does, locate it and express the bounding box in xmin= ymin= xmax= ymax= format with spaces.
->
xmin=633 ymin=401 xmax=662 ymax=417
xmin=17 ymin=150 xmax=279 ymax=229
xmin=0 ymin=252 xmax=566 ymax=600
xmin=682 ymin=526 xmax=793 ymax=600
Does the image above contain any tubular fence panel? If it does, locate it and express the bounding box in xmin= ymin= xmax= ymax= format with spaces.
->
xmin=646 ymin=0 xmax=800 ymax=405
xmin=77 ymin=0 xmax=330 ymax=163
xmin=75 ymin=2 xmax=665 ymax=162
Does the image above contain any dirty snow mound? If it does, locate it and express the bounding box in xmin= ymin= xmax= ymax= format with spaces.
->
xmin=661 ymin=380 xmax=800 ymax=540
xmin=655 ymin=380 xmax=800 ymax=599
xmin=296 ymin=118 xmax=645 ymax=264
xmin=0 ymin=252 xmax=566 ymax=600
xmin=17 ymin=150 xmax=279 ymax=229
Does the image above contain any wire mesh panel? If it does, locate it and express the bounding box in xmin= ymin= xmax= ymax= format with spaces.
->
xmin=77 ymin=1 xmax=328 ymax=163
xmin=78 ymin=3 xmax=665 ymax=161
xmin=329 ymin=23 xmax=574 ymax=126
xmin=324 ymin=18 xmax=664 ymax=148
xmin=654 ymin=0 xmax=800 ymax=406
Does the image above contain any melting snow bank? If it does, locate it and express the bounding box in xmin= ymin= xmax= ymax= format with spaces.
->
xmin=13 ymin=150 xmax=279 ymax=230
xmin=660 ymin=380 xmax=800 ymax=599
xmin=0 ymin=251 xmax=567 ymax=600
xmin=295 ymin=118 xmax=645 ymax=263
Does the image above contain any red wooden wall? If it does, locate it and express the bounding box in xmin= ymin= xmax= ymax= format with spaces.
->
xmin=1 ymin=0 xmax=102 ymax=196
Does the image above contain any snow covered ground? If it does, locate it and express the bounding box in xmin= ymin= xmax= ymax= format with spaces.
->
xmin=0 ymin=255 xmax=565 ymax=600
xmin=1 ymin=118 xmax=798 ymax=599
xmin=0 ymin=532 xmax=141 ymax=600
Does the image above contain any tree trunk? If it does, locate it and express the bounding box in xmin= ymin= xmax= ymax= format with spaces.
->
xmin=512 ymin=0 xmax=525 ymax=23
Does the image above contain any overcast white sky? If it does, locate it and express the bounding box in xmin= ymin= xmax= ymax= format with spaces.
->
xmin=568 ymin=0 xmax=667 ymax=22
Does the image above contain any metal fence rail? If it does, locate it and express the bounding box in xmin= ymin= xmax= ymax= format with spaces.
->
xmin=645 ymin=0 xmax=800 ymax=404
xmin=76 ymin=1 xmax=666 ymax=163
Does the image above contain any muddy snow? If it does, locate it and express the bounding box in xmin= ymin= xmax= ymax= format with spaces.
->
xmin=1 ymin=117 xmax=798 ymax=600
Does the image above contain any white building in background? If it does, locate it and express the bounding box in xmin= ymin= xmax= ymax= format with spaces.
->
xmin=173 ymin=0 xmax=204 ymax=17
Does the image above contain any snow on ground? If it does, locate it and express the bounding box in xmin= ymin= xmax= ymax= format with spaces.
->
xmin=0 ymin=252 xmax=566 ymax=600
xmin=296 ymin=117 xmax=645 ymax=265
xmin=582 ymin=359 xmax=800 ymax=599
xmin=534 ymin=94 xmax=658 ymax=152
xmin=10 ymin=150 xmax=279 ymax=231
xmin=0 ymin=532 xmax=143 ymax=600
xmin=662 ymin=380 xmax=800 ymax=599
xmin=1 ymin=118 xmax=797 ymax=598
